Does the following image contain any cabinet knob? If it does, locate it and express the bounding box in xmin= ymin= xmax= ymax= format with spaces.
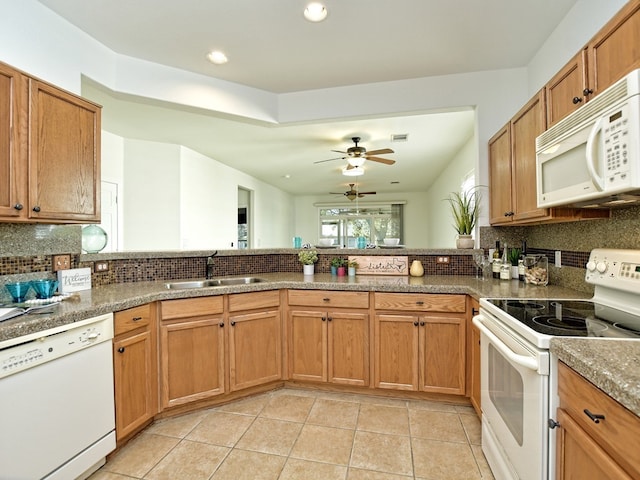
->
xmin=572 ymin=96 xmax=583 ymax=104
xmin=327 ymin=317 xmax=332 ymax=322
xmin=32 ymin=206 xmax=41 ymax=213
xmin=583 ymin=88 xmax=593 ymax=96
xmin=413 ymin=321 xmax=419 ymax=327
xmin=584 ymin=409 xmax=605 ymax=424
xmin=230 ymin=321 xmax=236 ymax=326
xmin=321 ymin=316 xmax=327 ymax=321
xmin=13 ymin=203 xmax=23 ymax=211
xmin=117 ymin=347 xmax=125 ymax=353
xmin=504 ymin=211 xmax=514 ymax=217
xmin=420 ymin=321 xmax=425 ymax=326
xmin=219 ymin=322 xmax=225 ymax=327
xmin=548 ymin=418 xmax=560 ymax=429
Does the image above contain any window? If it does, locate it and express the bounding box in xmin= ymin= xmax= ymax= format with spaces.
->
xmin=318 ymin=204 xmax=404 ymax=247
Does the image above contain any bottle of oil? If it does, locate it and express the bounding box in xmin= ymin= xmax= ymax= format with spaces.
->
xmin=492 ymin=241 xmax=501 ymax=279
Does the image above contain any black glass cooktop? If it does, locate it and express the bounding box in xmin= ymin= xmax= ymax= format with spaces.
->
xmin=487 ymin=299 xmax=640 ymax=338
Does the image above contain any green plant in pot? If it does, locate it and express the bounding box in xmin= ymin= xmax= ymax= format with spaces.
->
xmin=446 ymin=186 xmax=481 ymax=249
xmin=298 ymin=249 xmax=318 ymax=275
xmin=347 ymin=260 xmax=358 ymax=276
xmin=330 ymin=257 xmax=343 ymax=275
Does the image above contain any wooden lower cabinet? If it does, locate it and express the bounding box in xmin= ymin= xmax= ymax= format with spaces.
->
xmin=555 ymin=362 xmax=640 ymax=479
xmin=374 ymin=293 xmax=466 ymax=395
xmin=288 ymin=289 xmax=369 ymax=386
xmin=113 ymin=303 xmax=157 ymax=441
xmin=159 ymin=297 xmax=226 ymax=408
xmin=228 ymin=310 xmax=281 ymax=391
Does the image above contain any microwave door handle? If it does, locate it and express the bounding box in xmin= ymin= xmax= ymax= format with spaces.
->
xmin=472 ymin=316 xmax=539 ymax=372
xmin=586 ymin=116 xmax=606 ymax=191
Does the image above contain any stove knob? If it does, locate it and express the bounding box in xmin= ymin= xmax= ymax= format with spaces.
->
xmin=596 ymin=261 xmax=608 ymax=273
xmin=586 ymin=261 xmax=597 ymax=272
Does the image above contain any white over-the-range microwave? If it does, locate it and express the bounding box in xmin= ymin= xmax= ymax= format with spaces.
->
xmin=536 ymin=68 xmax=640 ymax=209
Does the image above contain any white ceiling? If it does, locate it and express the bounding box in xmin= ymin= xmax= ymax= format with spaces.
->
xmin=38 ymin=0 xmax=578 ymax=196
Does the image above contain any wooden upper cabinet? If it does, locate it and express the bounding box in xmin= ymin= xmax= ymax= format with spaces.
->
xmin=511 ymin=90 xmax=547 ymax=223
xmin=0 ymin=61 xmax=101 ymax=224
xmin=546 ymin=50 xmax=587 ymax=128
xmin=587 ymin=0 xmax=640 ymax=98
xmin=488 ymin=123 xmax=512 ymax=225
xmin=0 ymin=63 xmax=26 ymax=218
xmin=546 ymin=1 xmax=640 ymax=128
xmin=28 ymin=80 xmax=101 ymax=222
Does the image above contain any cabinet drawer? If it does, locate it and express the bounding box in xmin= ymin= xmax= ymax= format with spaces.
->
xmin=160 ymin=296 xmax=224 ymax=320
xmin=374 ymin=293 xmax=466 ymax=313
xmin=288 ymin=290 xmax=369 ymax=309
xmin=114 ymin=304 xmax=152 ymax=336
xmin=558 ymin=362 xmax=640 ymax=476
xmin=228 ymin=290 xmax=280 ymax=312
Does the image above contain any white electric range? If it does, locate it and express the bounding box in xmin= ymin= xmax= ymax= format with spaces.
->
xmin=473 ymin=248 xmax=640 ymax=480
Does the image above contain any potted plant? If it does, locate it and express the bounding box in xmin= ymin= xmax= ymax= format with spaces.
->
xmin=298 ymin=249 xmax=318 ymax=275
xmin=347 ymin=260 xmax=358 ymax=276
xmin=446 ymin=186 xmax=481 ymax=248
xmin=508 ymin=247 xmax=521 ymax=279
xmin=330 ymin=257 xmax=343 ymax=275
xmin=336 ymin=258 xmax=347 ymax=276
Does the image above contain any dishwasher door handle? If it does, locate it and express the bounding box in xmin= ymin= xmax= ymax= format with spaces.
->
xmin=473 ymin=315 xmax=539 ymax=372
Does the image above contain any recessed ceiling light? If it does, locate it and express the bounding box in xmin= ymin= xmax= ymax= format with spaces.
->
xmin=207 ymin=50 xmax=228 ymax=65
xmin=304 ymin=2 xmax=327 ymax=22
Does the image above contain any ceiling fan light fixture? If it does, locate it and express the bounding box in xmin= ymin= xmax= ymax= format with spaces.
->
xmin=343 ymin=166 xmax=364 ymax=176
xmin=347 ymin=157 xmax=365 ymax=167
xmin=303 ymin=3 xmax=327 ymax=22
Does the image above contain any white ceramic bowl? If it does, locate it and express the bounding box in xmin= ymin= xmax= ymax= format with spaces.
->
xmin=318 ymin=238 xmax=334 ymax=246
xmin=383 ymin=238 xmax=400 ymax=246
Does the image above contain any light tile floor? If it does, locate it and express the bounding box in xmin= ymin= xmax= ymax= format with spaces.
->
xmin=90 ymin=388 xmax=494 ymax=480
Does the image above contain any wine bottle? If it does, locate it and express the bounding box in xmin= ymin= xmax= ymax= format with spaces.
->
xmin=518 ymin=240 xmax=527 ymax=281
xmin=500 ymin=243 xmax=511 ymax=280
xmin=492 ymin=241 xmax=501 ymax=279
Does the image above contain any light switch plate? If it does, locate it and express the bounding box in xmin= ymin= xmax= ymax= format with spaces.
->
xmin=555 ymin=251 xmax=562 ymax=267
xmin=52 ymin=254 xmax=71 ymax=272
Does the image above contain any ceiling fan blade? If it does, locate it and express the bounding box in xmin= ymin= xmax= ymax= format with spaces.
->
xmin=331 ymin=149 xmax=348 ymax=154
xmin=314 ymin=156 xmax=346 ymax=164
xmin=358 ymin=191 xmax=376 ymax=195
xmin=365 ymin=156 xmax=396 ymax=165
xmin=366 ymin=148 xmax=394 ymax=156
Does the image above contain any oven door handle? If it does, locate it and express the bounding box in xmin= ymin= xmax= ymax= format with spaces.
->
xmin=473 ymin=315 xmax=539 ymax=372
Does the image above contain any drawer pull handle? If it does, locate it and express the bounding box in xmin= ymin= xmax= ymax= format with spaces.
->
xmin=132 ymin=316 xmax=142 ymax=321
xmin=118 ymin=347 xmax=125 ymax=353
xmin=584 ymin=409 xmax=605 ymax=423
xmin=323 ymin=298 xmax=330 ymax=302
xmin=416 ymin=301 xmax=424 ymax=305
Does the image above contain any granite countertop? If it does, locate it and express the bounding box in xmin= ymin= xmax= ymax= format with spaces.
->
xmin=551 ymin=339 xmax=640 ymax=417
xmin=5 ymin=272 xmax=637 ymax=416
xmin=0 ymin=273 xmax=588 ymax=344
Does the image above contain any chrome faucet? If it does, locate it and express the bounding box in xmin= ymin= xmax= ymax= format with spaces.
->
xmin=206 ymin=251 xmax=218 ymax=279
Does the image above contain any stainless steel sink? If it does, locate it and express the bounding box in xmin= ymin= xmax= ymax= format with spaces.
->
xmin=165 ymin=277 xmax=265 ymax=289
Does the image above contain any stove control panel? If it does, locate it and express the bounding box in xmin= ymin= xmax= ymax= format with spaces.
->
xmin=586 ymin=249 xmax=640 ymax=292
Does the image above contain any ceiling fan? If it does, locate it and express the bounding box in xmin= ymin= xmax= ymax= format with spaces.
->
xmin=330 ymin=183 xmax=376 ymax=201
xmin=315 ymin=137 xmax=396 ymax=168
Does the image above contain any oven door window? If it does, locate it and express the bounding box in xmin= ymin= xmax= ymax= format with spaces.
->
xmin=489 ymin=344 xmax=524 ymax=445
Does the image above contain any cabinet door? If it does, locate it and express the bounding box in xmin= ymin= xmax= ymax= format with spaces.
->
xmin=511 ymin=90 xmax=547 ymax=223
xmin=588 ymin=1 xmax=640 ymax=98
xmin=229 ymin=310 xmax=282 ymax=391
xmin=327 ymin=311 xmax=368 ymax=386
xmin=546 ymin=50 xmax=587 ymax=127
xmin=28 ymin=79 xmax=101 ymax=222
xmin=374 ymin=314 xmax=419 ymax=391
xmin=0 ymin=63 xmax=26 ymax=218
xmin=160 ymin=317 xmax=225 ymax=408
xmin=556 ymin=408 xmax=634 ymax=480
xmin=113 ymin=329 xmax=156 ymax=440
xmin=488 ymin=124 xmax=513 ymax=225
xmin=420 ymin=315 xmax=466 ymax=395
xmin=289 ymin=309 xmax=326 ymax=382
xmin=468 ymin=298 xmax=481 ymax=416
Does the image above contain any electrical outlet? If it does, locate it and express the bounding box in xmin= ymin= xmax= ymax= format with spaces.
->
xmin=437 ymin=256 xmax=450 ymax=264
xmin=94 ymin=261 xmax=109 ymax=272
xmin=555 ymin=250 xmax=562 ymax=268
xmin=52 ymin=254 xmax=71 ymax=272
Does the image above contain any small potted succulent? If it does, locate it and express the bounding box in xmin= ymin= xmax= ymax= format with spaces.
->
xmin=335 ymin=258 xmax=347 ymax=276
xmin=330 ymin=257 xmax=343 ymax=275
xmin=347 ymin=260 xmax=358 ymax=276
xmin=298 ymin=249 xmax=318 ymax=275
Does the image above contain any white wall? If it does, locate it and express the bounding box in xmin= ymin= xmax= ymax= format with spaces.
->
xmin=100 ymin=131 xmax=125 ymax=249
xmin=425 ymin=134 xmax=478 ymax=248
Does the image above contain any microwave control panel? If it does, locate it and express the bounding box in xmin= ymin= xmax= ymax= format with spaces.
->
xmin=602 ymin=104 xmax=630 ymax=184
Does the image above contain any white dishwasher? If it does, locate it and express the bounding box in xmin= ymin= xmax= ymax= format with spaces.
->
xmin=0 ymin=313 xmax=116 ymax=480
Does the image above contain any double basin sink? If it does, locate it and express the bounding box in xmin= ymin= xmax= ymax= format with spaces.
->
xmin=165 ymin=277 xmax=265 ymax=289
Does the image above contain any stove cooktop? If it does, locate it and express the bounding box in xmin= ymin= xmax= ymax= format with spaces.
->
xmin=486 ymin=299 xmax=640 ymax=339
